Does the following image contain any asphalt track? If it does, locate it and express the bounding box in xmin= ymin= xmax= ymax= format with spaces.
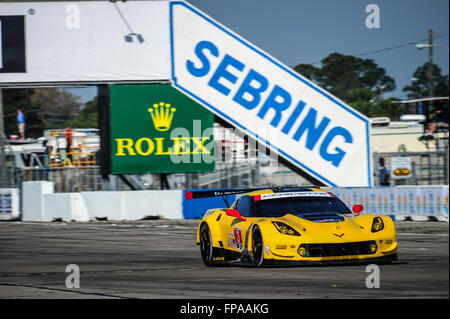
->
xmin=0 ymin=220 xmax=448 ymax=299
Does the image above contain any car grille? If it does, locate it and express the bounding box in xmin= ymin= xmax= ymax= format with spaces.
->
xmin=299 ymin=241 xmax=376 ymax=257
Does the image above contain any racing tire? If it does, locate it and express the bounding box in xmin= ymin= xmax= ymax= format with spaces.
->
xmin=199 ymin=223 xmax=215 ymax=267
xmin=252 ymin=226 xmax=265 ymax=267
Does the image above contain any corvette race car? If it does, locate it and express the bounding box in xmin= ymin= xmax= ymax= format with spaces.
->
xmin=188 ymin=186 xmax=398 ymax=267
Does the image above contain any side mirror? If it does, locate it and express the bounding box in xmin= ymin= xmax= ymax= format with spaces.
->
xmin=226 ymin=209 xmax=247 ymax=221
xmin=352 ymin=204 xmax=364 ymax=214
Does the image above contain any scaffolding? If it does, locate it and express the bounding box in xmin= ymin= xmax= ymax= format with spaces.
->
xmin=47 ymin=129 xmax=99 ymax=168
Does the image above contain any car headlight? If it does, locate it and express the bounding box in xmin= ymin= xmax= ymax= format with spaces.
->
xmin=272 ymin=221 xmax=300 ymax=236
xmin=371 ymin=217 xmax=384 ymax=232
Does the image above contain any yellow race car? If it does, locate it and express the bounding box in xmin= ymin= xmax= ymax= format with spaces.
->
xmin=188 ymin=186 xmax=398 ymax=267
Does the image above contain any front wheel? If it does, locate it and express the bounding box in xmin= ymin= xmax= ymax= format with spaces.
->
xmin=199 ymin=224 xmax=214 ymax=266
xmin=252 ymin=226 xmax=265 ymax=267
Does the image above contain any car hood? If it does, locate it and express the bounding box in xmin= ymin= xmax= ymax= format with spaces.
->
xmin=274 ymin=214 xmax=370 ymax=242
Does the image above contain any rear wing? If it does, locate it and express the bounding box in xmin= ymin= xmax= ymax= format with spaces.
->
xmin=185 ymin=186 xmax=323 ymax=210
xmin=185 ymin=186 xmax=322 ymax=200
xmin=185 ymin=188 xmax=267 ymax=200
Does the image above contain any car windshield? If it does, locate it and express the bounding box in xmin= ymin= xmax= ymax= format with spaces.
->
xmin=255 ymin=197 xmax=352 ymax=218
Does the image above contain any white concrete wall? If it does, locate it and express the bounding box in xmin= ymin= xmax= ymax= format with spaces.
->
xmin=21 ymin=181 xmax=183 ymax=221
xmin=81 ymin=190 xmax=183 ymax=220
xmin=22 ymin=181 xmax=54 ymax=221
xmin=121 ymin=190 xmax=183 ymax=220
xmin=43 ymin=193 xmax=90 ymax=222
xmin=82 ymin=191 xmax=126 ymax=220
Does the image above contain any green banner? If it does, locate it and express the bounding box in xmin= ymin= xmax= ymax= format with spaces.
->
xmin=110 ymin=84 xmax=215 ymax=174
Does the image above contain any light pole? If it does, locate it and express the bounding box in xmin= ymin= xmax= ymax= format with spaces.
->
xmin=422 ymin=29 xmax=434 ymax=101
xmin=416 ymin=43 xmax=450 ymax=51
xmin=0 ymin=89 xmax=7 ymax=188
xmin=415 ymin=30 xmax=448 ymax=113
xmin=415 ymin=30 xmax=450 ymax=102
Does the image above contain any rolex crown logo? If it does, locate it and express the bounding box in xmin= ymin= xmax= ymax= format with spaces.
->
xmin=148 ymin=102 xmax=176 ymax=132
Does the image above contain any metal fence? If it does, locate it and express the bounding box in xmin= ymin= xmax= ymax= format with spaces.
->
xmin=1 ymin=166 xmax=129 ymax=192
xmin=0 ymin=162 xmax=310 ymax=193
xmin=1 ymin=151 xmax=448 ymax=192
xmin=373 ymin=151 xmax=449 ymax=186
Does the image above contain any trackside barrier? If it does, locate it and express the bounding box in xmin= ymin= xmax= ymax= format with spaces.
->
xmin=0 ymin=188 xmax=20 ymax=220
xmin=326 ymin=186 xmax=449 ymax=221
xmin=21 ymin=181 xmax=183 ymax=221
xmin=22 ymin=183 xmax=91 ymax=221
xmin=82 ymin=190 xmax=183 ymax=220
xmin=18 ymin=182 xmax=449 ymax=221
xmin=181 ymin=186 xmax=449 ymax=221
xmin=182 ymin=189 xmax=237 ymax=219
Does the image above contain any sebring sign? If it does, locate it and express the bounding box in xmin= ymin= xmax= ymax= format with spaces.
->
xmin=170 ymin=1 xmax=372 ymax=187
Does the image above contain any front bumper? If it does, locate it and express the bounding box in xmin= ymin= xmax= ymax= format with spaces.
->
xmin=267 ymin=253 xmax=399 ymax=266
xmin=267 ymin=238 xmax=398 ymax=263
xmin=299 ymin=241 xmax=377 ymax=258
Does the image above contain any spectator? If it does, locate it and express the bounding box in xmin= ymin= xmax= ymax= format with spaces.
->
xmin=17 ymin=109 xmax=25 ymax=139
xmin=65 ymin=126 xmax=73 ymax=163
xmin=433 ymin=102 xmax=449 ymax=129
xmin=378 ymin=157 xmax=390 ymax=186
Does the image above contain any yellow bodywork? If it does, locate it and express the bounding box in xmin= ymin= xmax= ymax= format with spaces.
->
xmin=196 ymin=188 xmax=397 ymax=264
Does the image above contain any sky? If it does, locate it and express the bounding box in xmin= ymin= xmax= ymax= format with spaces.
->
xmin=67 ymin=0 xmax=449 ymax=103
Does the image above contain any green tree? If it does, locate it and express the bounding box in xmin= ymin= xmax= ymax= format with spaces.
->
xmin=2 ymin=88 xmax=45 ymax=138
xmin=343 ymin=88 xmax=402 ymax=119
xmin=32 ymin=88 xmax=82 ymax=129
xmin=293 ymin=53 xmax=399 ymax=119
xmin=66 ymin=97 xmax=98 ymax=128
xmin=343 ymin=88 xmax=375 ymax=116
xmin=370 ymin=98 xmax=403 ymax=119
xmin=294 ymin=52 xmax=396 ymax=99
xmin=402 ymin=62 xmax=449 ymax=98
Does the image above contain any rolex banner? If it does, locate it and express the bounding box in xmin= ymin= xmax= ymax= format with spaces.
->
xmin=110 ymin=84 xmax=215 ymax=174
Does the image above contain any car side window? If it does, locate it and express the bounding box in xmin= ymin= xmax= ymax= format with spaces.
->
xmin=236 ymin=195 xmax=251 ymax=217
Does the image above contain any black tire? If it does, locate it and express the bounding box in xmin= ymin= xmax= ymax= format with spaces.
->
xmin=199 ymin=224 xmax=214 ymax=267
xmin=252 ymin=226 xmax=264 ymax=267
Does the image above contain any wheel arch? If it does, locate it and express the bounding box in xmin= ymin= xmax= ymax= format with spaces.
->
xmin=248 ymin=223 xmax=265 ymax=251
xmin=197 ymin=217 xmax=223 ymax=248
xmin=250 ymin=223 xmax=265 ymax=266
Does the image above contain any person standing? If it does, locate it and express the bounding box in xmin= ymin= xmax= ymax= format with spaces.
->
xmin=378 ymin=157 xmax=390 ymax=186
xmin=17 ymin=109 xmax=25 ymax=139
xmin=65 ymin=126 xmax=73 ymax=163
